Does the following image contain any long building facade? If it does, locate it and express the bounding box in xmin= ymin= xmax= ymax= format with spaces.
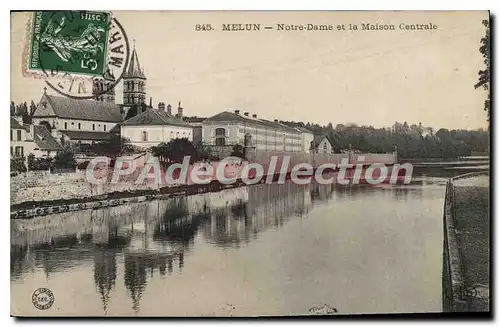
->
xmin=201 ymin=110 xmax=313 ymax=153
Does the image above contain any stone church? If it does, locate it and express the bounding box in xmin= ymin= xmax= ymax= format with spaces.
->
xmin=28 ymin=45 xmax=192 ymax=153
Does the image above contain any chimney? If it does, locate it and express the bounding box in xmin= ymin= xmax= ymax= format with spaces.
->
xmin=235 ymin=110 xmax=240 ymax=115
xmin=166 ymin=104 xmax=172 ymax=116
xmin=158 ymin=102 xmax=165 ymax=111
xmin=149 ymin=97 xmax=152 ymax=107
xmin=244 ymin=112 xmax=249 ymax=117
xmin=252 ymin=114 xmax=257 ymax=118
xmin=177 ymin=101 xmax=183 ymax=118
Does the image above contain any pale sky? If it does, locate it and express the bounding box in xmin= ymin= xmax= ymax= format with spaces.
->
xmin=11 ymin=11 xmax=489 ymax=130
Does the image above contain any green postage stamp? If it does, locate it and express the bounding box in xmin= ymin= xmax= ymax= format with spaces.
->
xmin=28 ymin=11 xmax=110 ymax=76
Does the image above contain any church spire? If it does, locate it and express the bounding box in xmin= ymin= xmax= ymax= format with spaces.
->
xmin=122 ymin=41 xmax=146 ymax=106
xmin=124 ymin=44 xmax=146 ymax=79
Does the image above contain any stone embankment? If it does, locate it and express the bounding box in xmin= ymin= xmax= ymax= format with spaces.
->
xmin=442 ymin=171 xmax=489 ymax=312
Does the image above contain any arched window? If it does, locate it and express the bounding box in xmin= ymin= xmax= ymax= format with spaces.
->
xmin=176 ymin=132 xmax=180 ymax=138
xmin=215 ymin=128 xmax=226 ymax=136
xmin=130 ymin=81 xmax=134 ymax=91
xmin=170 ymin=131 xmax=174 ymax=139
xmin=142 ymin=131 xmax=148 ymax=142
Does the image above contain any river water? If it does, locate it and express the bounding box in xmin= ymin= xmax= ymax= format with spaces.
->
xmin=11 ymin=170 xmax=467 ymax=316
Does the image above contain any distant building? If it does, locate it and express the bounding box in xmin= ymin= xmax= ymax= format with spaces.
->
xmin=119 ymin=103 xmax=193 ymax=149
xmin=295 ymin=126 xmax=314 ymax=153
xmin=201 ymin=110 xmax=303 ymax=152
xmin=10 ymin=117 xmax=62 ymax=158
xmin=312 ymin=135 xmax=333 ymax=154
xmin=183 ymin=116 xmax=206 ymax=146
xmin=32 ymin=90 xmax=122 ymax=145
xmin=122 ymin=46 xmax=147 ymax=107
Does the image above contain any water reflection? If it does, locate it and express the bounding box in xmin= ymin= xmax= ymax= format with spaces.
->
xmin=11 ymin=181 xmax=317 ymax=313
xmin=10 ymin=174 xmax=447 ymax=315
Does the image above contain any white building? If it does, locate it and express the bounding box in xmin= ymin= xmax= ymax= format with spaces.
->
xmin=10 ymin=117 xmax=62 ymax=158
xmin=119 ymin=105 xmax=193 ymax=149
xmin=312 ymin=135 xmax=333 ymax=154
xmin=295 ymin=126 xmax=315 ymax=153
xmin=202 ymin=110 xmax=303 ymax=152
xmin=32 ymin=90 xmax=122 ymax=145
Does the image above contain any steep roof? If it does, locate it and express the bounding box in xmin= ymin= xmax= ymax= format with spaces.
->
xmin=10 ymin=117 xmax=24 ymax=130
xmin=61 ymin=131 xmax=113 ymax=141
xmin=34 ymin=94 xmax=122 ymax=123
xmin=120 ymin=108 xmax=193 ymax=128
xmin=123 ymin=47 xmax=146 ymax=79
xmin=204 ymin=111 xmax=299 ymax=133
xmin=313 ymin=135 xmax=329 ymax=148
xmin=33 ymin=125 xmax=62 ymax=151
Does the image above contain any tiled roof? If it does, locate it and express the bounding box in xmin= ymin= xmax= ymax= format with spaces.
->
xmin=10 ymin=117 xmax=24 ymax=130
xmin=204 ymin=111 xmax=299 ymax=133
xmin=296 ymin=126 xmax=313 ymax=133
xmin=121 ymin=108 xmax=193 ymax=128
xmin=33 ymin=125 xmax=62 ymax=151
xmin=183 ymin=117 xmax=206 ymax=123
xmin=36 ymin=95 xmax=122 ymax=122
xmin=61 ymin=131 xmax=113 ymax=141
xmin=123 ymin=48 xmax=146 ymax=79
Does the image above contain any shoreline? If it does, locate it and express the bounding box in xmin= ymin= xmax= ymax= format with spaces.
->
xmin=11 ymin=163 xmax=489 ymax=220
xmin=11 ymin=166 xmax=406 ymax=219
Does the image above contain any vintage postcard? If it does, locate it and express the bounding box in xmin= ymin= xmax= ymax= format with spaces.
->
xmin=10 ymin=10 xmax=490 ymax=317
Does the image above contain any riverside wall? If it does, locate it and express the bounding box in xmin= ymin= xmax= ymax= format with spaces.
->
xmin=442 ymin=171 xmax=490 ymax=312
xmin=10 ymin=151 xmax=397 ymax=217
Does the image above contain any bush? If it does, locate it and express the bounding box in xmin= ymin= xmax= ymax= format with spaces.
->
xmin=10 ymin=156 xmax=26 ymax=173
xmin=27 ymin=153 xmax=53 ymax=171
xmin=53 ymin=150 xmax=77 ymax=169
xmin=230 ymin=144 xmax=245 ymax=159
xmin=151 ymin=138 xmax=197 ymax=165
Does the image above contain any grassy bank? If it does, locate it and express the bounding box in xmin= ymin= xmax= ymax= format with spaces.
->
xmin=453 ymin=183 xmax=490 ymax=311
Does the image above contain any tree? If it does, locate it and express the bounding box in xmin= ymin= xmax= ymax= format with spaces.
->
xmin=53 ymin=150 xmax=76 ymax=169
xmin=10 ymin=156 xmax=26 ymax=173
xmin=10 ymin=101 xmax=15 ymax=116
xmin=92 ymin=135 xmax=133 ymax=157
xmin=151 ymin=138 xmax=197 ymax=166
xmin=475 ymin=19 xmax=490 ymax=121
xmin=230 ymin=144 xmax=245 ymax=159
xmin=29 ymin=100 xmax=37 ymax=116
xmin=28 ymin=153 xmax=53 ymax=171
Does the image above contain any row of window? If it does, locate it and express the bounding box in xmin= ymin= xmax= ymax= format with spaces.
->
xmin=237 ymin=128 xmax=301 ymax=139
xmin=215 ymin=128 xmax=301 ymax=142
xmin=123 ymin=81 xmax=145 ymax=92
xmin=10 ymin=129 xmax=22 ymax=141
xmin=10 ymin=146 xmax=23 ymax=157
xmin=62 ymin=122 xmax=107 ymax=131
xmin=214 ymin=127 xmax=302 ymax=140
xmin=140 ymin=131 xmax=191 ymax=142
xmin=124 ymin=95 xmax=146 ymax=105
xmin=214 ymin=137 xmax=302 ymax=150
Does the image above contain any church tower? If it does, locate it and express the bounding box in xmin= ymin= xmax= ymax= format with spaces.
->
xmin=92 ymin=65 xmax=116 ymax=103
xmin=122 ymin=44 xmax=147 ymax=106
